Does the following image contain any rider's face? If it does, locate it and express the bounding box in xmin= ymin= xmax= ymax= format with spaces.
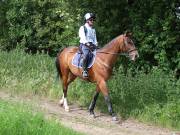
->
xmin=87 ymin=18 xmax=94 ymax=26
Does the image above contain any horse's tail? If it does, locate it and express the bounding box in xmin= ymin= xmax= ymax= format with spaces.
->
xmin=55 ymin=49 xmax=64 ymax=80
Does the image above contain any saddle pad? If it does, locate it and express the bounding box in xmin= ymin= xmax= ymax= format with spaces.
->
xmin=72 ymin=50 xmax=96 ymax=68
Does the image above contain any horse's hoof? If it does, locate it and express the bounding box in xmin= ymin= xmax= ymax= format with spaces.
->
xmin=59 ymin=99 xmax=64 ymax=106
xmin=89 ymin=113 xmax=96 ymax=118
xmin=89 ymin=110 xmax=96 ymax=118
xmin=65 ymin=106 xmax=70 ymax=112
xmin=112 ymin=116 xmax=118 ymax=121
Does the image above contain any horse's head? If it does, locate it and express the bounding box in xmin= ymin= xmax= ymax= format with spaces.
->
xmin=121 ymin=31 xmax=139 ymax=61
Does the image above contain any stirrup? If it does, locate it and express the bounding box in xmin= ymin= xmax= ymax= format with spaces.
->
xmin=82 ymin=71 xmax=88 ymax=78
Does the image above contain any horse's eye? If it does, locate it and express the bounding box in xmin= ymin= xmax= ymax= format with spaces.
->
xmin=128 ymin=41 xmax=131 ymax=44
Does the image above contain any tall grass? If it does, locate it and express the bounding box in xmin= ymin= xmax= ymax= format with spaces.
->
xmin=0 ymin=49 xmax=62 ymax=97
xmin=0 ymin=100 xmax=83 ymax=135
xmin=108 ymin=68 xmax=180 ymax=129
xmin=0 ymin=48 xmax=179 ymax=130
xmin=69 ymin=68 xmax=180 ymax=130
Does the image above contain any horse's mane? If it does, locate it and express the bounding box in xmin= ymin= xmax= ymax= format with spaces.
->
xmin=99 ymin=35 xmax=123 ymax=51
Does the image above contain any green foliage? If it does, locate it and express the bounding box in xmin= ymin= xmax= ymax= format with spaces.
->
xmin=66 ymin=0 xmax=180 ymax=73
xmin=0 ymin=48 xmax=62 ymax=97
xmin=139 ymin=101 xmax=180 ymax=129
xmin=69 ymin=79 xmax=95 ymax=106
xmin=0 ymin=0 xmax=179 ymax=71
xmin=129 ymin=0 xmax=180 ymax=72
xmin=0 ymin=0 xmax=180 ymax=128
xmin=0 ymin=100 xmax=82 ymax=135
xmin=70 ymin=67 xmax=180 ymax=129
xmin=109 ymin=67 xmax=179 ymax=115
xmin=1 ymin=0 xmax=79 ymax=54
xmin=92 ymin=0 xmax=130 ymax=45
xmin=65 ymin=0 xmax=130 ymax=45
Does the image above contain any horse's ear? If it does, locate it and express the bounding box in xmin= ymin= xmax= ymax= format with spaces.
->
xmin=124 ymin=31 xmax=133 ymax=37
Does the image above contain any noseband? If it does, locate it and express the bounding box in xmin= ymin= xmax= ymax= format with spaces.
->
xmin=127 ymin=48 xmax=137 ymax=54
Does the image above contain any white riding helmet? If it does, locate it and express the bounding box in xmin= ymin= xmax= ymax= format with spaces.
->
xmin=84 ymin=13 xmax=96 ymax=21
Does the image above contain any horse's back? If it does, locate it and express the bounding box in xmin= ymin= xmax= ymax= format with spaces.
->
xmin=58 ymin=46 xmax=78 ymax=67
xmin=60 ymin=46 xmax=78 ymax=56
xmin=62 ymin=46 xmax=78 ymax=53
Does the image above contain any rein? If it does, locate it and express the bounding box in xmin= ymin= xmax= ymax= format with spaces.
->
xmin=96 ymin=51 xmax=128 ymax=56
xmin=96 ymin=35 xmax=137 ymax=56
xmin=68 ymin=35 xmax=137 ymax=57
xmin=96 ymin=48 xmax=137 ymax=56
xmin=67 ymin=48 xmax=137 ymax=58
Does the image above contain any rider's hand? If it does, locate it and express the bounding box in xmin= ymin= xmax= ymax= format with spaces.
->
xmin=86 ymin=42 xmax=90 ymax=46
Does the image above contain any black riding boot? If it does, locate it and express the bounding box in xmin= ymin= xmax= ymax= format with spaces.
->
xmin=82 ymin=58 xmax=88 ymax=78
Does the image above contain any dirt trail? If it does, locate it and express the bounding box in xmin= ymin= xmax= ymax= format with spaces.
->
xmin=0 ymin=91 xmax=179 ymax=135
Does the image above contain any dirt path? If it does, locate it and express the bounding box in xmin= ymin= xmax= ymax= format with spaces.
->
xmin=0 ymin=91 xmax=178 ymax=135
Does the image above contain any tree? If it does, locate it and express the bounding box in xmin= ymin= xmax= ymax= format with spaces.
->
xmin=128 ymin=0 xmax=180 ymax=73
xmin=1 ymin=0 xmax=78 ymax=54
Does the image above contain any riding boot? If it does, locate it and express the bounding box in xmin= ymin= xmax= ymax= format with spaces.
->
xmin=82 ymin=58 xmax=88 ymax=78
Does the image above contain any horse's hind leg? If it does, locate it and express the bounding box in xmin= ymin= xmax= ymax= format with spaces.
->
xmin=59 ymin=72 xmax=76 ymax=111
xmin=89 ymin=85 xmax=100 ymax=117
xmin=59 ymin=74 xmax=69 ymax=112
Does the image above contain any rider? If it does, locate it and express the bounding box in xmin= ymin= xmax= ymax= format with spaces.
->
xmin=175 ymin=6 xmax=180 ymax=19
xmin=79 ymin=13 xmax=98 ymax=78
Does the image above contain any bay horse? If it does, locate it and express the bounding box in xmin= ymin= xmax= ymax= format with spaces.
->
xmin=56 ymin=31 xmax=139 ymax=121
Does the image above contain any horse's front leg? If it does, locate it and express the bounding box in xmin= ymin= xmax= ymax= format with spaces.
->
xmin=104 ymin=95 xmax=117 ymax=121
xmin=89 ymin=86 xmax=100 ymax=117
xmin=98 ymin=80 xmax=118 ymax=121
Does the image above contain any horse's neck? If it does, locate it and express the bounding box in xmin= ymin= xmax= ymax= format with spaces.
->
xmin=99 ymin=35 xmax=123 ymax=66
xmin=100 ymin=39 xmax=119 ymax=53
xmin=101 ymin=35 xmax=124 ymax=52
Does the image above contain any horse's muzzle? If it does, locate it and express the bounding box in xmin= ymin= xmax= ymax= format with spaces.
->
xmin=129 ymin=51 xmax=139 ymax=61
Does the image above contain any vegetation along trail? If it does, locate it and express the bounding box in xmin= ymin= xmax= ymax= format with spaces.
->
xmin=0 ymin=1 xmax=179 ymax=134
xmin=0 ymin=90 xmax=178 ymax=135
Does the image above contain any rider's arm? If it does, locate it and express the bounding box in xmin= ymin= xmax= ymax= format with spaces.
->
xmin=94 ymin=29 xmax=98 ymax=46
xmin=79 ymin=26 xmax=88 ymax=44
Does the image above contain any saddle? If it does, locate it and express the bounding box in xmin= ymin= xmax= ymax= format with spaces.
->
xmin=72 ymin=49 xmax=96 ymax=68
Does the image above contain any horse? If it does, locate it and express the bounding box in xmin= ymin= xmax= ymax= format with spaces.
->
xmin=55 ymin=31 xmax=139 ymax=121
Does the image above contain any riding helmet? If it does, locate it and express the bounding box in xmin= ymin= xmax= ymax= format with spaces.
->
xmin=84 ymin=13 xmax=96 ymax=21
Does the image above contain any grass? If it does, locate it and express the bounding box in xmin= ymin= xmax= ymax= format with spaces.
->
xmin=0 ymin=48 xmax=179 ymax=130
xmin=0 ymin=49 xmax=62 ymax=97
xmin=0 ymin=100 xmax=83 ymax=135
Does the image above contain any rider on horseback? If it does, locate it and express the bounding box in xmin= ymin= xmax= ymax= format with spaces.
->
xmin=79 ymin=13 xmax=98 ymax=78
